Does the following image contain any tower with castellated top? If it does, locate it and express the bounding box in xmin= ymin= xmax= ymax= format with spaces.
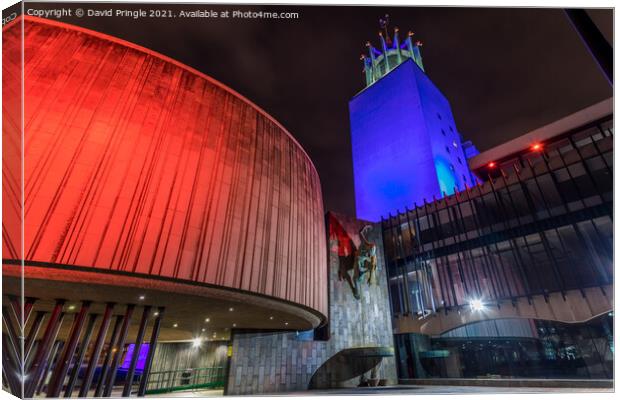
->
xmin=349 ymin=15 xmax=477 ymax=222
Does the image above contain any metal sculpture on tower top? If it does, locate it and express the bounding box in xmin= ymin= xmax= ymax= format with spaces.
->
xmin=360 ymin=14 xmax=425 ymax=86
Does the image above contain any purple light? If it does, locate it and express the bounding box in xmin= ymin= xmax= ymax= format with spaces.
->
xmin=121 ymin=343 xmax=150 ymax=370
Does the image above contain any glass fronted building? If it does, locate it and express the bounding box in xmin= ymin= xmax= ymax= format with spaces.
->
xmin=395 ymin=315 xmax=613 ymax=380
xmin=382 ymin=108 xmax=613 ymax=380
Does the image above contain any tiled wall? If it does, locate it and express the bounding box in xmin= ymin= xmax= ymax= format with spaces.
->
xmin=226 ymin=214 xmax=397 ymax=395
xmin=226 ymin=332 xmax=328 ymax=394
xmin=151 ymin=341 xmax=229 ymax=372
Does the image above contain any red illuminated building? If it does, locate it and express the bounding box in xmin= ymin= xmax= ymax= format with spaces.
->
xmin=2 ymin=16 xmax=327 ymax=397
xmin=2 ymin=9 xmax=613 ymax=398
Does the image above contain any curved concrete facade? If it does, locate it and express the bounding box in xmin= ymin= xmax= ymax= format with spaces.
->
xmin=3 ymin=17 xmax=327 ymax=322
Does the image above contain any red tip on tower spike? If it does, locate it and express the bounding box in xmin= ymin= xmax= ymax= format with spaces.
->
xmin=408 ymin=31 xmax=414 ymax=37
xmin=394 ymin=27 xmax=399 ymax=32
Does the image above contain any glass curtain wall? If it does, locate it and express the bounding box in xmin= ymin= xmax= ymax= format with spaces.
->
xmin=395 ymin=315 xmax=613 ymax=380
xmin=382 ymin=119 xmax=613 ymax=315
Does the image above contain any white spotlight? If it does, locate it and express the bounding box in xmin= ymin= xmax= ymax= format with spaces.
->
xmin=470 ymin=299 xmax=485 ymax=311
xmin=192 ymin=337 xmax=202 ymax=348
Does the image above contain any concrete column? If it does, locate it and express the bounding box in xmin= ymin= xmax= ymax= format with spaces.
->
xmin=36 ymin=340 xmax=63 ymax=395
xmin=65 ymin=313 xmax=98 ymax=397
xmin=138 ymin=307 xmax=165 ymax=397
xmin=80 ymin=303 xmax=114 ymax=397
xmin=123 ymin=305 xmax=151 ymax=396
xmin=25 ymin=311 xmax=46 ymax=366
xmin=25 ymin=299 xmax=65 ymax=397
xmin=2 ymin=332 xmax=21 ymax=395
xmin=2 ymin=307 xmax=21 ymax=377
xmin=94 ymin=315 xmax=124 ymax=397
xmin=103 ymin=304 xmax=135 ymax=396
xmin=47 ymin=301 xmax=92 ymax=397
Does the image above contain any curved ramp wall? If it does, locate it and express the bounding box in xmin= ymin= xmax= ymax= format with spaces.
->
xmin=2 ymin=16 xmax=327 ymax=321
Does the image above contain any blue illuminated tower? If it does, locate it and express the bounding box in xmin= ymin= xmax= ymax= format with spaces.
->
xmin=349 ymin=23 xmax=476 ymax=222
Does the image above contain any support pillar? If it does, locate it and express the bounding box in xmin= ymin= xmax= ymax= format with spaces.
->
xmin=103 ymin=304 xmax=135 ymax=397
xmin=65 ymin=313 xmax=98 ymax=397
xmin=9 ymin=296 xmax=37 ymax=326
xmin=123 ymin=305 xmax=151 ymax=396
xmin=23 ymin=297 xmax=37 ymax=324
xmin=94 ymin=315 xmax=123 ymax=397
xmin=2 ymin=307 xmax=21 ymax=375
xmin=138 ymin=307 xmax=164 ymax=397
xmin=37 ymin=314 xmax=67 ymax=395
xmin=36 ymin=340 xmax=62 ymax=395
xmin=2 ymin=332 xmax=21 ymax=395
xmin=79 ymin=303 xmax=113 ymax=397
xmin=7 ymin=293 xmax=38 ymax=392
xmin=25 ymin=299 xmax=65 ymax=397
xmin=25 ymin=311 xmax=46 ymax=366
xmin=47 ymin=301 xmax=92 ymax=397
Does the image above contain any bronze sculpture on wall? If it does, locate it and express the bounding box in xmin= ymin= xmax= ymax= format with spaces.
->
xmin=338 ymin=225 xmax=378 ymax=299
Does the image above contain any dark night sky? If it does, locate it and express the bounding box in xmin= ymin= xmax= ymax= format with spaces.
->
xmin=15 ymin=3 xmax=613 ymax=216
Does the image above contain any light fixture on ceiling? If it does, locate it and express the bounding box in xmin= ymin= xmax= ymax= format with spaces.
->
xmin=469 ymin=298 xmax=485 ymax=312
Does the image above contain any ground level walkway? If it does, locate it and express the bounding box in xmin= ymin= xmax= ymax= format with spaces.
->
xmin=148 ymin=389 xmax=223 ymax=397
xmin=147 ymin=384 xmax=612 ymax=397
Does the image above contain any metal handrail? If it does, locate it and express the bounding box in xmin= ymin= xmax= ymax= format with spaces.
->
xmin=144 ymin=366 xmax=226 ymax=394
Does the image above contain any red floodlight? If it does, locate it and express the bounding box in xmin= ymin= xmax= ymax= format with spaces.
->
xmin=531 ymin=143 xmax=543 ymax=151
